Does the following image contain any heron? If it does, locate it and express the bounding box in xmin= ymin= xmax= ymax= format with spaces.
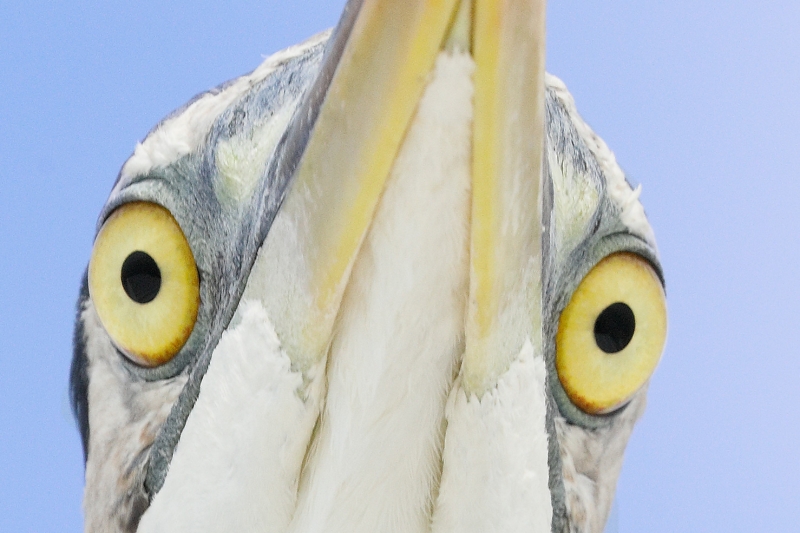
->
xmin=70 ymin=1 xmax=667 ymax=532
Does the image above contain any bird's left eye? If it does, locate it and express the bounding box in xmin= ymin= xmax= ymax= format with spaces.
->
xmin=555 ymin=252 xmax=667 ymax=414
xmin=88 ymin=202 xmax=200 ymax=367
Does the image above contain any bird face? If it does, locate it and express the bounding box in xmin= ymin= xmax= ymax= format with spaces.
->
xmin=71 ymin=1 xmax=666 ymax=532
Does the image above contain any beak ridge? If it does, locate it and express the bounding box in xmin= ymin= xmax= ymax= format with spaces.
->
xmin=256 ymin=0 xmax=463 ymax=370
xmin=464 ymin=0 xmax=548 ymax=394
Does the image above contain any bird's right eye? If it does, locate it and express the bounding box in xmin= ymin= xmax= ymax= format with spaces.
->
xmin=88 ymin=202 xmax=200 ymax=367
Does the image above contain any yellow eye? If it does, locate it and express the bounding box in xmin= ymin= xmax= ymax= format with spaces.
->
xmin=556 ymin=252 xmax=667 ymax=414
xmin=88 ymin=202 xmax=200 ymax=367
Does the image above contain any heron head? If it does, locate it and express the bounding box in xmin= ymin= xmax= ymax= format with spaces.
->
xmin=71 ymin=1 xmax=666 ymax=532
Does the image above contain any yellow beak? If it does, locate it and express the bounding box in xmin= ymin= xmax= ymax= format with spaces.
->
xmin=259 ymin=0 xmax=547 ymax=394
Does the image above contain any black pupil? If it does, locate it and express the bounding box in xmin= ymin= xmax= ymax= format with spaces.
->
xmin=593 ymin=302 xmax=636 ymax=354
xmin=121 ymin=251 xmax=162 ymax=304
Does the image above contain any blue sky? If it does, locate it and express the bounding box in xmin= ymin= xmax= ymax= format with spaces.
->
xmin=1 ymin=1 xmax=798 ymax=531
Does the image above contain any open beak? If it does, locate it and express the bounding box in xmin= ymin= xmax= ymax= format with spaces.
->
xmin=261 ymin=0 xmax=547 ymax=393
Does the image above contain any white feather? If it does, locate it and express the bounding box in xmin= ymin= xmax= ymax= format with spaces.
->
xmin=431 ymin=340 xmax=553 ymax=533
xmin=137 ymin=301 xmax=324 ymax=533
xmin=287 ymin=51 xmax=474 ymax=533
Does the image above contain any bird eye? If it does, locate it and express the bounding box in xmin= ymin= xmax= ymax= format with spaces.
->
xmin=88 ymin=202 xmax=200 ymax=367
xmin=555 ymin=252 xmax=667 ymax=414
